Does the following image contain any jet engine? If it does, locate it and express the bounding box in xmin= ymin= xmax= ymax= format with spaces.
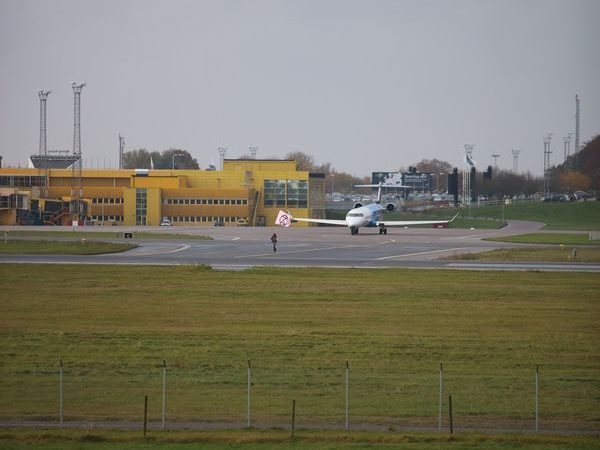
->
xmin=354 ymin=202 xmax=362 ymax=209
xmin=385 ymin=203 xmax=396 ymax=212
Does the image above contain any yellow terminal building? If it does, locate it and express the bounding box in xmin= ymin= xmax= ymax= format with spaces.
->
xmin=0 ymin=159 xmax=325 ymax=227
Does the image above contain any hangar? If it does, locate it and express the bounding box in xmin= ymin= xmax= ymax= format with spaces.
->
xmin=0 ymin=159 xmax=325 ymax=227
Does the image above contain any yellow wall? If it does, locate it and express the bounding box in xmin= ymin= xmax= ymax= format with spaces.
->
xmin=147 ymin=188 xmax=162 ymax=226
xmin=0 ymin=161 xmax=320 ymax=227
xmin=123 ymin=188 xmax=136 ymax=226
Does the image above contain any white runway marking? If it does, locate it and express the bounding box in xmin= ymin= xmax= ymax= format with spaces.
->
xmin=376 ymin=247 xmax=471 ymax=260
xmin=236 ymin=243 xmax=378 ymax=258
xmin=132 ymin=244 xmax=190 ymax=256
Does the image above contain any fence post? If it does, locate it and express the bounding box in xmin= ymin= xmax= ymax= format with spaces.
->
xmin=345 ymin=361 xmax=349 ymax=431
xmin=59 ymin=359 xmax=63 ymax=429
xmin=448 ymin=394 xmax=453 ymax=434
xmin=438 ymin=362 xmax=443 ymax=431
xmin=161 ymin=360 xmax=167 ymax=431
xmin=535 ymin=365 xmax=539 ymax=433
xmin=247 ymin=360 xmax=252 ymax=428
xmin=143 ymin=395 xmax=148 ymax=438
xmin=291 ymin=399 xmax=296 ymax=438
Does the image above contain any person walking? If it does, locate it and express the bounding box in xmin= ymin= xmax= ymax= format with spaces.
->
xmin=270 ymin=232 xmax=278 ymax=253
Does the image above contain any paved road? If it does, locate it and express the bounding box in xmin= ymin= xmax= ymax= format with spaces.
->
xmin=2 ymin=221 xmax=599 ymax=272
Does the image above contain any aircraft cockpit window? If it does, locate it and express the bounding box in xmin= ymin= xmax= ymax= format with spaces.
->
xmin=347 ymin=212 xmax=364 ymax=217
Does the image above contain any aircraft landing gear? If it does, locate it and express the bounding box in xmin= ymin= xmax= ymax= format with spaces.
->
xmin=379 ymin=224 xmax=387 ymax=235
xmin=350 ymin=226 xmax=359 ymax=235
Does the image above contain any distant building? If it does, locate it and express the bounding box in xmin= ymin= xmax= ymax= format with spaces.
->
xmin=0 ymin=159 xmax=325 ymax=226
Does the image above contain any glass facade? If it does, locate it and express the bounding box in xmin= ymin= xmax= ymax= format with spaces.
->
xmin=135 ymin=188 xmax=147 ymax=226
xmin=263 ymin=179 xmax=307 ymax=208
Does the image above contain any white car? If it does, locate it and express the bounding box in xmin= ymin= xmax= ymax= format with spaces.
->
xmin=160 ymin=217 xmax=171 ymax=226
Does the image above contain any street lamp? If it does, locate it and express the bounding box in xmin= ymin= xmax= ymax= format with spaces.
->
xmin=172 ymin=153 xmax=183 ymax=170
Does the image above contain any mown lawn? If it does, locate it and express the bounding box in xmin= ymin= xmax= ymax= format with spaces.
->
xmin=0 ymin=240 xmax=135 ymax=255
xmin=0 ymin=266 xmax=598 ymax=431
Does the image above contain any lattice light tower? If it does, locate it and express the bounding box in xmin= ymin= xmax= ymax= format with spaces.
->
xmin=119 ymin=134 xmax=126 ymax=169
xmin=574 ymin=94 xmax=580 ymax=155
xmin=249 ymin=146 xmax=258 ymax=159
xmin=511 ymin=149 xmax=521 ymax=173
xmin=543 ymin=134 xmax=552 ymax=197
xmin=563 ymin=133 xmax=572 ymax=163
xmin=38 ymin=89 xmax=52 ymax=196
xmin=71 ymin=82 xmax=86 ymax=221
xmin=491 ymin=153 xmax=500 ymax=167
xmin=463 ymin=144 xmax=474 ymax=205
xmin=218 ymin=146 xmax=228 ymax=170
xmin=38 ymin=90 xmax=51 ymax=156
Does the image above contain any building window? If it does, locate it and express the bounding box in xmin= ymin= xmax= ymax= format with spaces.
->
xmin=263 ymin=179 xmax=307 ymax=208
xmin=263 ymin=180 xmax=286 ymax=207
xmin=135 ymin=189 xmax=147 ymax=226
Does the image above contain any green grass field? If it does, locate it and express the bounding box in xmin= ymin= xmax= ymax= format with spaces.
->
xmin=0 ymin=240 xmax=136 ymax=255
xmin=0 ymin=265 xmax=598 ymax=433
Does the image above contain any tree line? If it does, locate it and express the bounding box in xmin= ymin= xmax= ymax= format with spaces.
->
xmin=122 ymin=136 xmax=598 ymax=198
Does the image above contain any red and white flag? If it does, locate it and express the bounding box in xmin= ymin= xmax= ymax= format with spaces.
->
xmin=275 ymin=210 xmax=291 ymax=228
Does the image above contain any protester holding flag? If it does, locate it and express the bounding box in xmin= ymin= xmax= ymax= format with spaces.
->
xmin=270 ymin=233 xmax=278 ymax=253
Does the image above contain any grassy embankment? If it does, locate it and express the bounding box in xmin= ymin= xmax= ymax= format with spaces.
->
xmin=328 ymin=200 xmax=600 ymax=230
xmin=0 ymin=266 xmax=597 ymax=432
xmin=1 ymin=230 xmax=212 ymax=240
xmin=0 ymin=230 xmax=211 ymax=254
xmin=0 ymin=428 xmax=598 ymax=450
xmin=0 ymin=240 xmax=136 ymax=255
xmin=449 ymin=233 xmax=600 ymax=262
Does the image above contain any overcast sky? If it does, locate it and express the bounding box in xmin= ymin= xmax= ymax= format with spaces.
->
xmin=1 ymin=0 xmax=598 ymax=176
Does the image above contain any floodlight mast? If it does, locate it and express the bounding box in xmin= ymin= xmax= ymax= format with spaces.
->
xmin=463 ymin=144 xmax=474 ymax=205
xmin=218 ymin=146 xmax=228 ymax=170
xmin=543 ymin=134 xmax=552 ymax=197
xmin=563 ymin=133 xmax=572 ymax=163
xmin=249 ymin=146 xmax=258 ymax=159
xmin=491 ymin=153 xmax=500 ymax=167
xmin=38 ymin=89 xmax=52 ymax=197
xmin=511 ymin=149 xmax=521 ymax=173
xmin=71 ymin=82 xmax=86 ymax=222
xmin=38 ymin=90 xmax=52 ymax=156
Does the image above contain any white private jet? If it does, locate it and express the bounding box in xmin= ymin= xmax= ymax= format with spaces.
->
xmin=276 ymin=183 xmax=458 ymax=235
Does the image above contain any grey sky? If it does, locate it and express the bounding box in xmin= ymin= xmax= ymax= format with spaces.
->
xmin=1 ymin=0 xmax=598 ymax=176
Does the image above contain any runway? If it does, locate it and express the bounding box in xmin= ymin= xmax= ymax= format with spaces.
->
xmin=2 ymin=221 xmax=599 ymax=272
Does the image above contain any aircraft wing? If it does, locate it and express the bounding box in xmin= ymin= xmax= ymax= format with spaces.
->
xmin=376 ymin=213 xmax=459 ymax=227
xmin=292 ymin=217 xmax=348 ymax=226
